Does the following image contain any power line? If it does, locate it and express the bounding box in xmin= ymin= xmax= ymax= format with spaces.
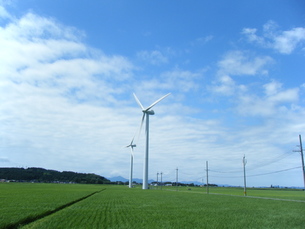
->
xmin=247 ymin=151 xmax=297 ymax=171
xmin=247 ymin=166 xmax=302 ymax=177
xmin=209 ymin=169 xmax=242 ymax=174
xmin=209 ymin=151 xmax=297 ymax=175
xmin=209 ymin=166 xmax=302 ymax=179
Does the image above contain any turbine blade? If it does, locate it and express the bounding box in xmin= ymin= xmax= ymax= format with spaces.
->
xmin=133 ymin=93 xmax=144 ymax=110
xmin=130 ymin=137 xmax=134 ymax=145
xmin=145 ymin=93 xmax=171 ymax=111
xmin=139 ymin=113 xmax=145 ymax=135
xmin=137 ymin=113 xmax=145 ymax=142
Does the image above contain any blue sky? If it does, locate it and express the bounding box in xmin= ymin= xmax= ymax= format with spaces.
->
xmin=1 ymin=0 xmax=305 ymax=187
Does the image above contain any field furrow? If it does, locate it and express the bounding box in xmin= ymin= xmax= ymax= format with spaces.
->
xmin=0 ymin=183 xmax=104 ymax=229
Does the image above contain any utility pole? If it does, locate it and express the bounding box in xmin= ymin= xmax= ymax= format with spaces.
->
xmin=206 ymin=161 xmax=209 ymax=194
xmin=297 ymin=135 xmax=305 ymax=190
xmin=293 ymin=135 xmax=305 ymax=190
xmin=157 ymin=172 xmax=159 ymax=189
xmin=160 ymin=172 xmax=163 ymax=190
xmin=243 ymin=155 xmax=247 ymax=196
xmin=175 ymin=167 xmax=178 ymax=191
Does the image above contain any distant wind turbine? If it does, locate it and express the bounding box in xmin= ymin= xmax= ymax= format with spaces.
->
xmin=133 ymin=92 xmax=171 ymax=189
xmin=125 ymin=137 xmax=136 ymax=188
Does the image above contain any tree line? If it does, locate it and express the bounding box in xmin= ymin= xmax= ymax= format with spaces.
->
xmin=0 ymin=167 xmax=111 ymax=184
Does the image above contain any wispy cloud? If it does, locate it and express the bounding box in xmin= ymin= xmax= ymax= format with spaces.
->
xmin=209 ymin=48 xmax=303 ymax=123
xmin=0 ymin=4 xmax=11 ymax=20
xmin=0 ymin=11 xmax=134 ymax=104
xmin=217 ymin=50 xmax=273 ymax=76
xmin=236 ymin=80 xmax=300 ymax=117
xmin=210 ymin=50 xmax=272 ymax=96
xmin=136 ymin=50 xmax=168 ymax=65
xmin=191 ymin=35 xmax=213 ymax=46
xmin=242 ymin=21 xmax=305 ymax=54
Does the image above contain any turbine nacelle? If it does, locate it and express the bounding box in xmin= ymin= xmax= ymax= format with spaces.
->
xmin=126 ymin=144 xmax=136 ymax=148
xmin=143 ymin=110 xmax=155 ymax=115
xmin=126 ymin=137 xmax=136 ymax=153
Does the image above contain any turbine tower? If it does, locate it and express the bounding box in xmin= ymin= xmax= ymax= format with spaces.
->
xmin=126 ymin=138 xmax=136 ymax=188
xmin=133 ymin=92 xmax=170 ymax=189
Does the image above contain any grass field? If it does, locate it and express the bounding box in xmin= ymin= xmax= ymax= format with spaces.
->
xmin=1 ymin=183 xmax=304 ymax=229
xmin=0 ymin=183 xmax=103 ymax=228
xmin=172 ymin=185 xmax=305 ymax=201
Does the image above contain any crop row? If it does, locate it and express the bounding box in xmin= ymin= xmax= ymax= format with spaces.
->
xmin=0 ymin=183 xmax=103 ymax=228
xmin=1 ymin=184 xmax=305 ymax=228
xmin=24 ymin=186 xmax=305 ymax=229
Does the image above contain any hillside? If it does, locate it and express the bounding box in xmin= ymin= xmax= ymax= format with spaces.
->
xmin=0 ymin=167 xmax=111 ymax=184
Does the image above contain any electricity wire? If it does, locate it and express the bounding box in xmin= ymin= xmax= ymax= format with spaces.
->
xmin=209 ymin=166 xmax=302 ymax=179
xmin=247 ymin=166 xmax=302 ymax=177
xmin=209 ymin=150 xmax=297 ymax=174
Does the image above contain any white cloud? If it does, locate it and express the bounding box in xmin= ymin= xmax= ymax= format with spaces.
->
xmin=160 ymin=69 xmax=202 ymax=92
xmin=263 ymin=80 xmax=299 ymax=104
xmin=237 ymin=80 xmax=299 ymax=116
xmin=217 ymin=50 xmax=273 ymax=76
xmin=273 ymin=27 xmax=305 ymax=54
xmin=0 ymin=4 xmax=11 ymax=20
xmin=263 ymin=80 xmax=282 ymax=96
xmin=134 ymin=68 xmax=203 ymax=104
xmin=241 ymin=28 xmax=263 ymax=44
xmin=0 ymin=11 xmax=134 ymax=106
xmin=211 ymin=75 xmax=236 ymax=96
xmin=136 ymin=50 xmax=168 ymax=65
xmin=0 ymin=8 xmax=137 ymax=175
xmin=211 ymin=50 xmax=271 ymax=96
xmin=242 ymin=21 xmax=305 ymax=54
xmin=191 ymin=35 xmax=213 ymax=46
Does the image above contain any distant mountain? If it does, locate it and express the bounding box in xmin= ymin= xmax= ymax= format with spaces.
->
xmin=108 ymin=176 xmax=128 ymax=182
xmin=133 ymin=178 xmax=155 ymax=184
xmin=108 ymin=176 xmax=154 ymax=184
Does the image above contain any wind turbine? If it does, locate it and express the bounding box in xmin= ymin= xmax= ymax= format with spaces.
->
xmin=125 ymin=137 xmax=136 ymax=188
xmin=133 ymin=92 xmax=171 ymax=189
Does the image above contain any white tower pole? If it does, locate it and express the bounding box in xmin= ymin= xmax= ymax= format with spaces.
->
xmin=143 ymin=113 xmax=149 ymax=189
xmin=243 ymin=155 xmax=247 ymax=196
xmin=129 ymin=153 xmax=133 ymax=188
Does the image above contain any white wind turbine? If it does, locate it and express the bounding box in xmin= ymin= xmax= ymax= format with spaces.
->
xmin=133 ymin=92 xmax=171 ymax=189
xmin=125 ymin=137 xmax=136 ymax=188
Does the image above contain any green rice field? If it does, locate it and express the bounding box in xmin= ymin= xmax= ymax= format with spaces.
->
xmin=0 ymin=183 xmax=304 ymax=229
